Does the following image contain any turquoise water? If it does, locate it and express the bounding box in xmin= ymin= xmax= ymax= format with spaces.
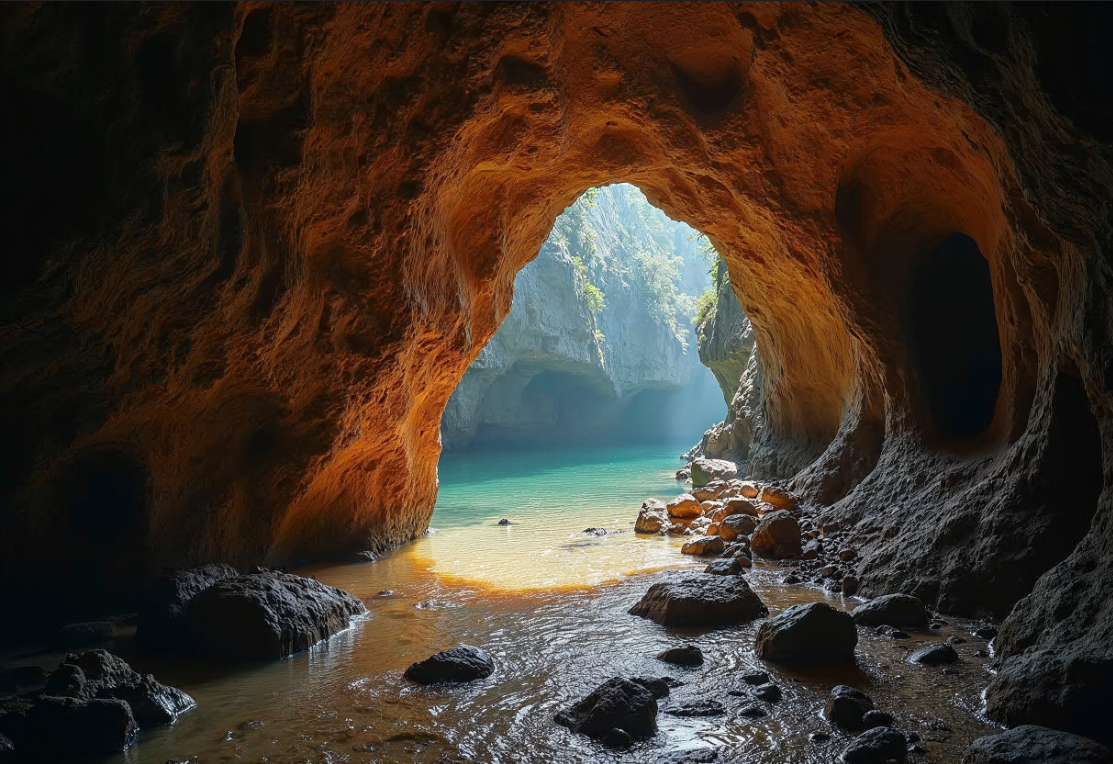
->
xmin=418 ymin=442 xmax=696 ymax=588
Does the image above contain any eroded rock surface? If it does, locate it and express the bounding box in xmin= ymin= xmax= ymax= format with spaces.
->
xmin=403 ymin=645 xmax=495 ymax=685
xmin=961 ymin=725 xmax=1113 ymax=764
xmin=755 ymin=603 xmax=857 ymax=662
xmin=554 ymin=677 xmax=658 ymax=744
xmin=187 ymin=573 xmax=366 ymax=660
xmin=629 ymin=574 xmax=767 ymax=627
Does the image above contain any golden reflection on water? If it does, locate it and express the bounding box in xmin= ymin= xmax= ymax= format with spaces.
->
xmin=77 ymin=536 xmax=1002 ymax=764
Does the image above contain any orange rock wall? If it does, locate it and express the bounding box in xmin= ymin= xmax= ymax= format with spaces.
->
xmin=0 ymin=2 xmax=1109 ymax=663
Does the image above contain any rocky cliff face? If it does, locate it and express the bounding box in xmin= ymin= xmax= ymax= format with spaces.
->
xmin=2 ymin=4 xmax=1112 ymax=740
xmin=441 ymin=184 xmax=708 ymax=449
xmin=696 ymin=271 xmax=754 ymax=407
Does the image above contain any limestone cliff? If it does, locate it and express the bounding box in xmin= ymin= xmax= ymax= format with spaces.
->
xmin=696 ymin=270 xmax=754 ymax=406
xmin=441 ymin=184 xmax=709 ymax=449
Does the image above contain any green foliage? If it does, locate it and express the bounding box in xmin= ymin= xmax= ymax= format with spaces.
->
xmin=582 ymin=282 xmax=605 ymax=314
xmin=594 ymin=329 xmax=605 ymax=344
xmin=693 ymin=287 xmax=718 ymax=327
xmin=583 ymin=187 xmax=599 ymax=206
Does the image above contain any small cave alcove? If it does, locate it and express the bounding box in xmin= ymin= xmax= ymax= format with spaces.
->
xmin=910 ymin=233 xmax=1003 ymax=444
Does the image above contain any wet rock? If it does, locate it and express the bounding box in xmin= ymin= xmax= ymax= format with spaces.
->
xmin=675 ymin=466 xmax=691 ymax=482
xmin=635 ymin=498 xmax=670 ymax=534
xmin=667 ymin=494 xmax=703 ymax=518
xmin=973 ymin=626 xmax=998 ymax=641
xmin=602 ymin=727 xmax=632 ymax=748
xmin=755 ymin=602 xmax=858 ymax=662
xmin=629 ymin=574 xmax=768 ymax=627
xmin=45 ymin=649 xmax=195 ymax=727
xmin=752 ymin=683 xmax=782 ymax=702
xmin=582 ymin=527 xmax=608 ymax=536
xmin=909 ymin=644 xmax=959 ymax=665
xmin=948 ymin=636 xmax=967 ymax=645
xmin=187 ymin=572 xmax=366 ymax=660
xmin=723 ymin=497 xmax=761 ymax=517
xmin=757 ymin=485 xmax=797 ymax=511
xmin=862 ymin=710 xmax=894 ymax=729
xmin=824 ymin=685 xmax=875 ymax=729
xmin=820 ymin=565 xmax=840 ymax=578
xmin=737 ymin=481 xmax=761 ymax=499
xmin=404 ymin=645 xmax=495 ymax=684
xmin=681 ymin=535 xmax=725 ymax=556
xmin=692 ymin=483 xmax=725 ymax=502
xmin=135 ymin=564 xmax=239 ymax=652
xmin=782 ymin=573 xmax=802 ymax=585
xmin=811 ymin=732 xmax=832 ymax=743
xmin=750 ymin=514 xmax=803 ymax=560
xmin=0 ymin=696 xmax=138 ymax=757
xmin=555 ymin=677 xmax=657 ymax=743
xmin=497 ymin=518 xmax=511 ymax=526
xmin=851 ymin=594 xmax=928 ymax=628
xmin=802 ymin=542 xmax=820 ymax=560
xmin=875 ymin=625 xmax=910 ymax=639
xmin=691 ymin=458 xmax=737 ymax=487
xmin=686 ymin=517 xmax=713 ymax=536
xmin=704 ymin=557 xmax=745 ymax=575
xmin=842 ymin=576 xmax=860 ymax=596
xmin=373 ymin=589 xmax=396 ymax=598
xmin=666 ymin=700 xmax=725 ymax=717
xmin=657 ymin=645 xmax=703 ymax=666
xmin=961 ymin=725 xmax=1113 ymax=764
xmin=667 ymin=522 xmax=687 ymax=535
xmin=0 ymin=667 xmax=47 ymax=696
xmin=718 ymin=514 xmax=757 ymax=541
xmin=53 ymin=622 xmax=116 ymax=650
xmin=741 ymin=704 xmax=767 ymax=717
xmin=630 ymin=677 xmax=671 ymax=699
xmin=839 ymin=548 xmax=859 ymax=562
xmin=742 ymin=670 xmax=770 ymax=685
xmin=659 ymin=748 xmax=719 ymax=763
xmin=973 ymin=649 xmax=989 ymax=658
xmin=840 ymin=726 xmax=907 ymax=763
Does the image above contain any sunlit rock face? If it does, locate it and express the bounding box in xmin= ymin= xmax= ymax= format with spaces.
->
xmin=439 ymin=184 xmax=711 ymax=450
xmin=1 ymin=4 xmax=1111 ymax=734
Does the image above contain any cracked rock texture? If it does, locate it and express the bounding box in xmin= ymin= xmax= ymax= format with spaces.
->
xmin=0 ymin=4 xmax=1111 ymax=744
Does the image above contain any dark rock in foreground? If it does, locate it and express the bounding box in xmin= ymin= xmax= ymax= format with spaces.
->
xmin=629 ymin=574 xmax=768 ymax=627
xmin=46 ymin=649 xmax=194 ymax=727
xmin=705 ymin=557 xmax=745 ymax=575
xmin=666 ymin=699 xmax=724 ymax=717
xmin=909 ymin=643 xmax=958 ymax=665
xmin=403 ymin=645 xmax=495 ymax=684
xmin=555 ymin=677 xmax=658 ymax=745
xmin=657 ymin=645 xmax=703 ymax=666
xmin=0 ymin=696 xmax=138 ymax=757
xmin=187 ymin=572 xmax=366 ymax=660
xmin=755 ymin=602 xmax=857 ymax=662
xmin=136 ymin=564 xmax=239 ymax=652
xmin=961 ymin=725 xmax=1113 ymax=764
xmin=840 ymin=726 xmax=907 ymax=763
xmin=824 ymin=685 xmax=876 ymax=729
xmin=851 ymin=594 xmax=928 ymax=628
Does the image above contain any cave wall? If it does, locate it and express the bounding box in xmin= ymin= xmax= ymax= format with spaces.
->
xmin=1 ymin=5 xmax=1111 ymax=736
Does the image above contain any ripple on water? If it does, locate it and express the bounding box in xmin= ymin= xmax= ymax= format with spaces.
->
xmin=81 ymin=445 xmax=997 ymax=764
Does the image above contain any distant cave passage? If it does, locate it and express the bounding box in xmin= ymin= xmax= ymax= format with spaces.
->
xmin=911 ymin=234 xmax=1003 ymax=442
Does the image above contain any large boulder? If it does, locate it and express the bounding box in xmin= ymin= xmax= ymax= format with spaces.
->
xmin=712 ymin=498 xmax=760 ymax=522
xmin=750 ymin=514 xmax=802 ymax=560
xmin=824 ymin=685 xmax=876 ymax=729
xmin=666 ymin=494 xmax=702 ymax=518
xmin=840 ymin=726 xmax=907 ymax=763
xmin=755 ymin=602 xmax=858 ymax=662
xmin=909 ymin=643 xmax=958 ymax=665
xmin=690 ymin=458 xmax=737 ymax=487
xmin=187 ymin=572 xmax=366 ymax=660
xmin=629 ymin=574 xmax=768 ymax=627
xmin=719 ymin=514 xmax=757 ymax=541
xmin=851 ymin=594 xmax=928 ymax=628
xmin=403 ymin=645 xmax=495 ymax=684
xmin=757 ymin=485 xmax=797 ymax=511
xmin=0 ymin=696 xmax=138 ymax=757
xmin=705 ymin=557 xmax=745 ymax=575
xmin=681 ymin=535 xmax=725 ymax=556
xmin=961 ymin=725 xmax=1113 ymax=764
xmin=635 ymin=498 xmax=670 ymax=534
xmin=136 ymin=564 xmax=239 ymax=652
xmin=45 ymin=649 xmax=194 ymax=727
xmin=554 ymin=677 xmax=658 ymax=744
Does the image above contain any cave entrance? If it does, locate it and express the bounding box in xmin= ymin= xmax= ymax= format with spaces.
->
xmin=910 ymin=233 xmax=1003 ymax=443
xmin=439 ymin=183 xmax=727 ymax=453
